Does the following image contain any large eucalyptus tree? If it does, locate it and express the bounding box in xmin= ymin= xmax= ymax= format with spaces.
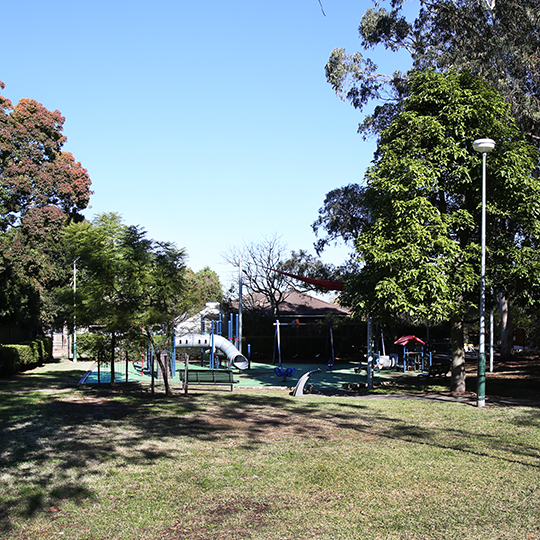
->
xmin=326 ymin=0 xmax=540 ymax=142
xmin=323 ymin=0 xmax=540 ymax=357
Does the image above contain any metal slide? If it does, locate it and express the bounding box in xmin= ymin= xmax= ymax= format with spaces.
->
xmin=175 ymin=334 xmax=249 ymax=370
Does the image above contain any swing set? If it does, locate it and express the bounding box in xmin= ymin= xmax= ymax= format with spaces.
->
xmin=272 ymin=318 xmax=337 ymax=371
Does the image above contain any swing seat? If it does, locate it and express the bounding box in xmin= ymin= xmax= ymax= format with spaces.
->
xmin=377 ymin=355 xmax=396 ymax=369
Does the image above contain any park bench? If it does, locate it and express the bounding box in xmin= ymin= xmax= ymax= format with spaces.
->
xmin=179 ymin=369 xmax=237 ymax=391
xmin=428 ymin=361 xmax=451 ymax=378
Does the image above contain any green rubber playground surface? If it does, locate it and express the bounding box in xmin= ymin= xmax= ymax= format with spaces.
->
xmin=81 ymin=358 xmax=420 ymax=391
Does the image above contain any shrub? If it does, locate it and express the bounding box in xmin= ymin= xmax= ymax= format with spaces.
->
xmin=0 ymin=344 xmax=34 ymax=376
xmin=0 ymin=337 xmax=53 ymax=376
xmin=0 ymin=346 xmax=19 ymax=376
xmin=76 ymin=333 xmax=111 ymax=361
xmin=35 ymin=336 xmax=52 ymax=361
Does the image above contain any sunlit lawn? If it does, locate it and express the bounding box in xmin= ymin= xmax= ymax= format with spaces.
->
xmin=1 ymin=361 xmax=539 ymax=539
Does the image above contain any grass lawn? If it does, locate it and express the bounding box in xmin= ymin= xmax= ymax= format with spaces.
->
xmin=1 ymin=360 xmax=539 ymax=539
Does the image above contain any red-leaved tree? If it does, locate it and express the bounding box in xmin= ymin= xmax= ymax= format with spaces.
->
xmin=0 ymin=81 xmax=92 ymax=336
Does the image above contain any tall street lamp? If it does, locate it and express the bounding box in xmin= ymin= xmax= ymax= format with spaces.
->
xmin=73 ymin=257 xmax=80 ymax=363
xmin=473 ymin=138 xmax=496 ymax=407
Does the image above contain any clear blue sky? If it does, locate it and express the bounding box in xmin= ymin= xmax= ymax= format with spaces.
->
xmin=2 ymin=0 xmax=410 ymax=289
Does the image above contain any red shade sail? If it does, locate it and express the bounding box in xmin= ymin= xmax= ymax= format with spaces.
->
xmin=273 ymin=269 xmax=345 ymax=291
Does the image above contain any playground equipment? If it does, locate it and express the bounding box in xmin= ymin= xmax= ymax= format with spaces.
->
xmin=274 ymin=366 xmax=296 ymax=380
xmin=394 ymin=335 xmax=430 ymax=372
xmin=326 ymin=321 xmax=335 ymax=370
xmin=273 ymin=318 xmax=336 ymax=368
xmin=292 ymin=368 xmax=322 ymax=397
xmin=175 ymin=334 xmax=249 ymax=370
xmin=175 ymin=301 xmax=247 ymax=370
xmin=375 ymin=354 xmax=398 ymax=370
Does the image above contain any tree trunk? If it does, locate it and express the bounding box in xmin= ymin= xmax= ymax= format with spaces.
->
xmin=151 ymin=347 xmax=155 ymax=397
xmin=155 ymin=350 xmax=172 ymax=396
xmin=499 ymin=294 xmax=513 ymax=359
xmin=111 ymin=331 xmax=116 ymax=386
xmin=145 ymin=328 xmax=172 ymax=396
xmin=450 ymin=315 xmax=466 ymax=394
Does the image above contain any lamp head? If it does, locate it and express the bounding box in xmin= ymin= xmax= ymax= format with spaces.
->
xmin=473 ymin=138 xmax=496 ymax=153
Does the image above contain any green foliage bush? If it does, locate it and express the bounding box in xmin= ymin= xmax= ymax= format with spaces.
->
xmin=0 ymin=336 xmax=53 ymax=376
xmin=38 ymin=336 xmax=53 ymax=360
xmin=76 ymin=333 xmax=111 ymax=361
xmin=0 ymin=346 xmax=21 ymax=376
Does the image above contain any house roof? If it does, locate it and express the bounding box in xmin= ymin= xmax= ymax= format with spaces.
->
xmin=247 ymin=291 xmax=351 ymax=318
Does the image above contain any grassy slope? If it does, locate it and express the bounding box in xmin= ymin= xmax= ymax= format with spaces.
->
xmin=0 ymin=361 xmax=539 ymax=539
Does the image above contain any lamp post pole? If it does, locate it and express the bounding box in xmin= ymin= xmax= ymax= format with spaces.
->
xmin=367 ymin=316 xmax=373 ymax=390
xmin=473 ymin=138 xmax=496 ymax=408
xmin=73 ymin=257 xmax=79 ymax=363
xmin=238 ymin=259 xmax=243 ymax=355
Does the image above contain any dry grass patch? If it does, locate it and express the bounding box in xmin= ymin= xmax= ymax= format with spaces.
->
xmin=1 ymin=365 xmax=540 ymax=539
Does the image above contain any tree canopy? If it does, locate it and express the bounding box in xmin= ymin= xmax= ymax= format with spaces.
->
xmin=326 ymin=0 xmax=540 ymax=143
xmin=345 ymin=70 xmax=539 ymax=392
xmin=0 ymin=81 xmax=92 ymax=334
xmin=183 ymin=267 xmax=223 ymax=316
xmin=64 ymin=213 xmax=187 ymax=394
xmin=312 ymin=183 xmax=370 ymax=255
xmin=223 ymin=235 xmax=338 ymax=318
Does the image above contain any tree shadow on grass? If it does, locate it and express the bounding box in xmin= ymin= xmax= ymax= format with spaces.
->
xmin=335 ymin=408 xmax=540 ymax=470
xmin=510 ymin=407 xmax=540 ymax=428
xmin=1 ymin=372 xmax=540 ymax=534
xmin=0 ymin=385 xmax=303 ymax=532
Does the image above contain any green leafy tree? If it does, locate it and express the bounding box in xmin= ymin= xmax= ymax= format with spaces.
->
xmin=326 ymin=0 xmax=540 ymax=142
xmin=0 ymin=81 xmax=92 ymax=334
xmin=347 ymin=70 xmax=539 ymax=393
xmin=64 ymin=214 xmax=145 ymax=384
xmin=312 ymin=184 xmax=370 ymax=255
xmin=140 ymin=240 xmax=188 ymax=395
xmin=64 ymin=213 xmax=186 ymax=394
xmin=280 ymin=249 xmax=340 ymax=290
xmin=325 ymin=1 xmax=540 ymax=356
xmin=183 ymin=267 xmax=223 ymax=315
xmin=311 ymin=184 xmax=368 ymax=282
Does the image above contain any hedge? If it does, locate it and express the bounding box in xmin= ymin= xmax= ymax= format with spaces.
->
xmin=0 ymin=336 xmax=53 ymax=376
